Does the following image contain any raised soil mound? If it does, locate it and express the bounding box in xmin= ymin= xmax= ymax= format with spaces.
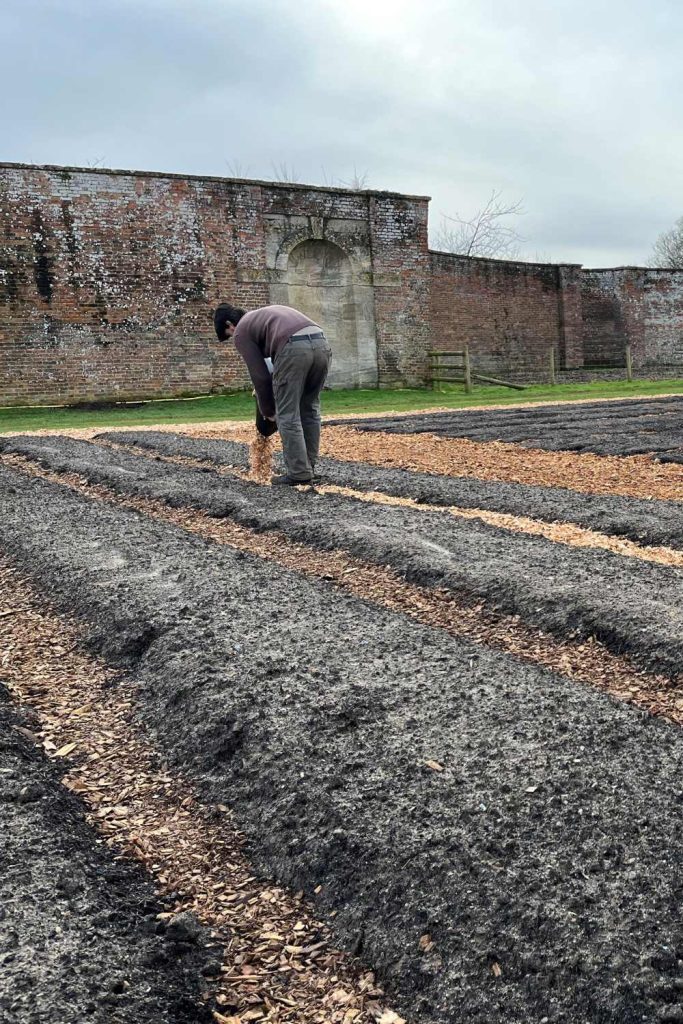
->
xmin=1 ymin=460 xmax=683 ymax=1022
xmin=0 ymin=688 xmax=212 ymax=1024
xmin=101 ymin=429 xmax=683 ymax=550
xmin=326 ymin=396 xmax=683 ymax=459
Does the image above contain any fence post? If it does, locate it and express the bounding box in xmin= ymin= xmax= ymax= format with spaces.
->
xmin=625 ymin=344 xmax=633 ymax=382
xmin=464 ymin=345 xmax=473 ymax=394
xmin=430 ymin=352 xmax=439 ymax=392
xmin=549 ymin=347 xmax=556 ymax=386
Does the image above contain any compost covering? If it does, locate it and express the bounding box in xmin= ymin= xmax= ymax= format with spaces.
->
xmin=4 ymin=434 xmax=683 ymax=678
xmin=1 ymin=464 xmax=683 ymax=1023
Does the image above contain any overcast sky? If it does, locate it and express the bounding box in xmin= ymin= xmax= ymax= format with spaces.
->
xmin=2 ymin=0 xmax=681 ymax=266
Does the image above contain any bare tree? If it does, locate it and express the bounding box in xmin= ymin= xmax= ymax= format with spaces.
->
xmin=225 ymin=159 xmax=250 ymax=178
xmin=433 ymin=189 xmax=524 ymax=259
xmin=320 ymin=166 xmax=371 ymax=190
xmin=649 ymin=216 xmax=683 ymax=268
xmin=271 ymin=161 xmax=299 ymax=183
xmin=339 ymin=166 xmax=370 ymax=190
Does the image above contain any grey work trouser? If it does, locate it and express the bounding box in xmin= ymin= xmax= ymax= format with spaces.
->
xmin=273 ymin=334 xmax=332 ymax=481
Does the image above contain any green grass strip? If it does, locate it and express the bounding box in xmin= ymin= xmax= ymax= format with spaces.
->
xmin=1 ymin=379 xmax=682 ymax=434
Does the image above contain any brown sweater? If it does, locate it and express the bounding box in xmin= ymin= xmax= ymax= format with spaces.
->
xmin=233 ymin=305 xmax=320 ymax=418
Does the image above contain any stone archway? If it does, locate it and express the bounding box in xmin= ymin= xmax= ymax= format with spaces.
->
xmin=271 ymin=238 xmax=378 ymax=388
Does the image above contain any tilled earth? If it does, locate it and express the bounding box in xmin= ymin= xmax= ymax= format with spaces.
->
xmin=2 ymin=434 xmax=683 ymax=678
xmin=0 ymin=688 xmax=214 ymax=1024
xmin=2 ymin=405 xmax=683 ymax=1024
xmin=102 ymin=428 xmax=683 ymax=550
xmin=326 ymin=396 xmax=683 ymax=458
xmin=1 ymin=465 xmax=683 ymax=1023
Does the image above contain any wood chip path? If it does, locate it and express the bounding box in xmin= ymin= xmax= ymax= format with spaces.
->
xmin=4 ymin=454 xmax=682 ymax=733
xmin=0 ymin=555 xmax=400 ymax=1024
xmin=97 ymin=439 xmax=683 ymax=572
xmin=318 ymin=427 xmax=683 ymax=503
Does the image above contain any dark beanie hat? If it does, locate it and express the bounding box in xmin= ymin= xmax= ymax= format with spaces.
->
xmin=214 ymin=303 xmax=246 ymax=340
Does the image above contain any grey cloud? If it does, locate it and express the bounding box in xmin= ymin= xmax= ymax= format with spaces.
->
xmin=2 ymin=0 xmax=683 ymax=266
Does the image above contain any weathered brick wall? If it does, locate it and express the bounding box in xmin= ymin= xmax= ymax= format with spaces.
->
xmin=0 ymin=166 xmax=259 ymax=405
xmin=370 ymin=195 xmax=432 ymax=386
xmin=580 ymin=271 xmax=624 ymax=367
xmin=0 ymin=163 xmax=431 ymax=405
xmin=429 ymin=252 xmax=583 ymax=377
xmin=582 ymin=268 xmax=683 ymax=368
xmin=4 ymin=161 xmax=683 ymax=407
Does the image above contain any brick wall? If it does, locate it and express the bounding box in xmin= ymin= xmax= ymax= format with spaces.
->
xmin=3 ymin=161 xmax=683 ymax=407
xmin=429 ymin=252 xmax=583 ymax=378
xmin=370 ymin=195 xmax=432 ymax=386
xmin=0 ymin=163 xmax=430 ymax=405
xmin=582 ymin=267 xmax=683 ymax=368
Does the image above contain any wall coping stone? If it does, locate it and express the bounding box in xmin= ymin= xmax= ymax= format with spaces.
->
xmin=0 ymin=161 xmax=431 ymax=203
xmin=429 ymin=248 xmax=582 ymax=270
xmin=584 ymin=265 xmax=683 ymax=273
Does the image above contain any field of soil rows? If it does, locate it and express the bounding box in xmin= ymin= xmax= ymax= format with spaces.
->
xmin=1 ymin=395 xmax=682 ymax=1024
xmin=326 ymin=396 xmax=683 ymax=459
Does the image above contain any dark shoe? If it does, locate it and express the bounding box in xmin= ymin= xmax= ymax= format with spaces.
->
xmin=271 ymin=474 xmax=312 ymax=486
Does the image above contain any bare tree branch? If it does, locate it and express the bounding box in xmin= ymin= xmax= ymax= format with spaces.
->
xmin=338 ymin=166 xmax=370 ymax=190
xmin=225 ymin=160 xmax=250 ymax=178
xmin=433 ymin=189 xmax=525 ymax=259
xmin=649 ymin=216 xmax=683 ymax=268
xmin=320 ymin=166 xmax=371 ymax=190
xmin=271 ymin=162 xmax=299 ymax=183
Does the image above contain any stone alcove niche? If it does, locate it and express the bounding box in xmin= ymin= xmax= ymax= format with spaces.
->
xmin=269 ymin=236 xmax=378 ymax=388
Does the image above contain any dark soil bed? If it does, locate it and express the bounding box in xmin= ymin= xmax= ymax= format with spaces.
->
xmin=0 ymin=688 xmax=213 ymax=1024
xmin=4 ymin=434 xmax=683 ymax=679
xmin=1 ymin=465 xmax=683 ymax=1023
xmin=100 ymin=430 xmax=683 ymax=550
xmin=326 ymin=396 xmax=683 ymax=458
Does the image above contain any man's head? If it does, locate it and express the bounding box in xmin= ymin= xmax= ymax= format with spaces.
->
xmin=214 ymin=303 xmax=246 ymax=341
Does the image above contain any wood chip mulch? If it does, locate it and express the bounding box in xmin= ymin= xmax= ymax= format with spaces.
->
xmin=249 ymin=434 xmax=277 ymax=484
xmin=5 ymin=454 xmax=682 ymax=736
xmin=317 ymin=426 xmax=683 ymax=503
xmin=318 ymin=485 xmax=683 ymax=569
xmin=98 ymin=439 xmax=683 ymax=572
xmin=0 ymin=554 xmax=402 ymax=1024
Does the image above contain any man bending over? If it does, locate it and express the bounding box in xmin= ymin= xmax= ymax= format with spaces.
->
xmin=214 ymin=303 xmax=332 ymax=485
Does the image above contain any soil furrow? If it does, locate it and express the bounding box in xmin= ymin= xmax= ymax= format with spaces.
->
xmin=3 ymin=437 xmax=683 ymax=679
xmin=325 ymin=397 xmax=683 ymax=459
xmin=0 ymin=556 xmax=396 ymax=1024
xmin=97 ymin=429 xmax=683 ymax=551
xmin=0 ymin=672 xmax=213 ymax=1023
xmin=2 ymin=451 xmax=682 ymax=727
xmin=1 ymin=461 xmax=683 ymax=1023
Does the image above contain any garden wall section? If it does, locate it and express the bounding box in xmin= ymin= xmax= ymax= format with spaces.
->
xmin=582 ymin=267 xmax=683 ymax=370
xmin=429 ymin=251 xmax=584 ymax=377
xmin=3 ymin=161 xmax=683 ymax=407
xmin=0 ymin=164 xmax=430 ymax=405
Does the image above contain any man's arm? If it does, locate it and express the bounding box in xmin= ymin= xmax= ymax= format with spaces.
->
xmin=234 ymin=335 xmax=276 ymax=418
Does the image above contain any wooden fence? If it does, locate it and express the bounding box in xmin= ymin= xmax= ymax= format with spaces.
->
xmin=429 ymin=344 xmax=657 ymax=391
xmin=429 ymin=347 xmax=527 ymax=392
